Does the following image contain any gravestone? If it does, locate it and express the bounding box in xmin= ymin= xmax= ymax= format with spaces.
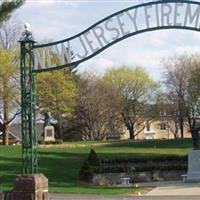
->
xmin=186 ymin=150 xmax=200 ymax=182
xmin=44 ymin=125 xmax=55 ymax=142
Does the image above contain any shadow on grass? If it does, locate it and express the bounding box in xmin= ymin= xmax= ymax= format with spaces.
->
xmin=0 ymin=156 xmax=21 ymax=191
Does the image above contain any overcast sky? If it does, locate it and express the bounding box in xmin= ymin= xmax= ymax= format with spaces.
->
xmin=15 ymin=0 xmax=200 ymax=81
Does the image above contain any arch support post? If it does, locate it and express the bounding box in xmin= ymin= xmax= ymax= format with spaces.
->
xmin=20 ymin=38 xmax=37 ymax=174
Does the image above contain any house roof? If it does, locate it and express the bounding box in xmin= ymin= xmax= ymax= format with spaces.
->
xmin=8 ymin=123 xmax=44 ymax=140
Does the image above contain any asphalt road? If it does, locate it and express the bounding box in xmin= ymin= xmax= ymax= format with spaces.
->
xmin=49 ymin=194 xmax=200 ymax=200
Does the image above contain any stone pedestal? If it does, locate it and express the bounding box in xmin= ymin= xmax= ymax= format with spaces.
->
xmin=0 ymin=192 xmax=3 ymax=200
xmin=186 ymin=150 xmax=200 ymax=182
xmin=44 ymin=125 xmax=55 ymax=142
xmin=6 ymin=174 xmax=48 ymax=200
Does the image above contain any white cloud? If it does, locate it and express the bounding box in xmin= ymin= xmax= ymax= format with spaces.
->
xmin=26 ymin=0 xmax=57 ymax=5
xmin=26 ymin=0 xmax=78 ymax=8
xmin=78 ymin=57 xmax=114 ymax=74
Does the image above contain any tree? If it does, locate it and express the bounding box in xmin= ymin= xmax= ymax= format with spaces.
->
xmin=163 ymin=56 xmax=187 ymax=138
xmin=187 ymin=58 xmax=200 ymax=130
xmin=0 ymin=16 xmax=21 ymax=50
xmin=162 ymin=54 xmax=200 ymax=139
xmin=73 ymin=72 xmax=118 ymax=140
xmin=0 ymin=17 xmax=21 ymax=145
xmin=0 ymin=47 xmax=19 ymax=145
xmin=162 ymin=55 xmax=193 ymax=138
xmin=0 ymin=0 xmax=25 ymax=25
xmin=103 ymin=66 xmax=158 ymax=140
xmin=36 ymin=70 xmax=77 ymax=139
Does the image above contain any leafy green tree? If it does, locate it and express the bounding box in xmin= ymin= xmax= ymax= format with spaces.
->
xmin=0 ymin=47 xmax=19 ymax=145
xmin=36 ymin=70 xmax=77 ymax=139
xmin=0 ymin=17 xmax=21 ymax=145
xmin=0 ymin=0 xmax=25 ymax=25
xmin=103 ymin=66 xmax=158 ymax=139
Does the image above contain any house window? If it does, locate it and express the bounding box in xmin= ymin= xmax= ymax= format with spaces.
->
xmin=146 ymin=122 xmax=151 ymax=131
xmin=159 ymin=111 xmax=167 ymax=116
xmin=160 ymin=123 xmax=166 ymax=131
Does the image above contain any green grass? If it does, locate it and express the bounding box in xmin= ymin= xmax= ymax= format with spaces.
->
xmin=0 ymin=138 xmax=193 ymax=195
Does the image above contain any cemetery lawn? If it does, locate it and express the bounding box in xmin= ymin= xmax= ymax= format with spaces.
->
xmin=0 ymin=138 xmax=192 ymax=195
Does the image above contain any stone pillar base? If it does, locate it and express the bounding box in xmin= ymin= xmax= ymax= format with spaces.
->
xmin=6 ymin=174 xmax=48 ymax=200
xmin=0 ymin=192 xmax=4 ymax=200
xmin=186 ymin=150 xmax=200 ymax=182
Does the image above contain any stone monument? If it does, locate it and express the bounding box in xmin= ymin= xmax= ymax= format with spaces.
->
xmin=185 ymin=121 xmax=200 ymax=182
xmin=185 ymin=150 xmax=200 ymax=182
xmin=43 ymin=112 xmax=55 ymax=142
xmin=44 ymin=125 xmax=55 ymax=142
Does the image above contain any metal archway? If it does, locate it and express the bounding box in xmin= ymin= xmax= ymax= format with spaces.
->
xmin=20 ymin=0 xmax=200 ymax=174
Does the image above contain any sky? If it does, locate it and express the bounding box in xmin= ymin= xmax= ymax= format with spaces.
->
xmin=15 ymin=0 xmax=200 ymax=81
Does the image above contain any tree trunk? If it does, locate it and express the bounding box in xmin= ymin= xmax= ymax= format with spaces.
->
xmin=178 ymin=99 xmax=184 ymax=138
xmin=58 ymin=117 xmax=63 ymax=139
xmin=129 ymin=128 xmax=135 ymax=140
xmin=175 ymin=122 xmax=179 ymax=139
xmin=3 ymin=123 xmax=9 ymax=145
xmin=179 ymin=115 xmax=184 ymax=138
xmin=3 ymin=99 xmax=9 ymax=145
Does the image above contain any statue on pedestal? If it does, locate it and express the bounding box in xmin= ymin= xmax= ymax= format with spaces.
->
xmin=44 ymin=112 xmax=51 ymax=126
xmin=191 ymin=120 xmax=200 ymax=150
xmin=43 ymin=112 xmax=55 ymax=142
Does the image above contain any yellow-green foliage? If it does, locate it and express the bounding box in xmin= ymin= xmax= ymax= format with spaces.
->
xmin=36 ymin=70 xmax=78 ymax=119
xmin=103 ymin=66 xmax=157 ymax=97
xmin=102 ymin=66 xmax=158 ymax=139
xmin=0 ymin=47 xmax=19 ymax=108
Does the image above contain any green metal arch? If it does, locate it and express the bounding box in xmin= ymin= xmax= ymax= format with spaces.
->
xmin=34 ymin=0 xmax=200 ymax=73
xmin=20 ymin=0 xmax=200 ymax=174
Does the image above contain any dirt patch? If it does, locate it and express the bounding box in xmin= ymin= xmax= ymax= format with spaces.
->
xmin=39 ymin=142 xmax=111 ymax=148
xmin=39 ymin=143 xmax=86 ymax=148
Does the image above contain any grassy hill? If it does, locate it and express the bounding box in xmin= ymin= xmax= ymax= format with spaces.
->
xmin=0 ymin=138 xmax=193 ymax=194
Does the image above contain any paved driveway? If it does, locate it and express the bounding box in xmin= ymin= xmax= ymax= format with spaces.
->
xmin=143 ymin=181 xmax=200 ymax=196
xmin=50 ymin=181 xmax=200 ymax=200
xmin=49 ymin=194 xmax=200 ymax=200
